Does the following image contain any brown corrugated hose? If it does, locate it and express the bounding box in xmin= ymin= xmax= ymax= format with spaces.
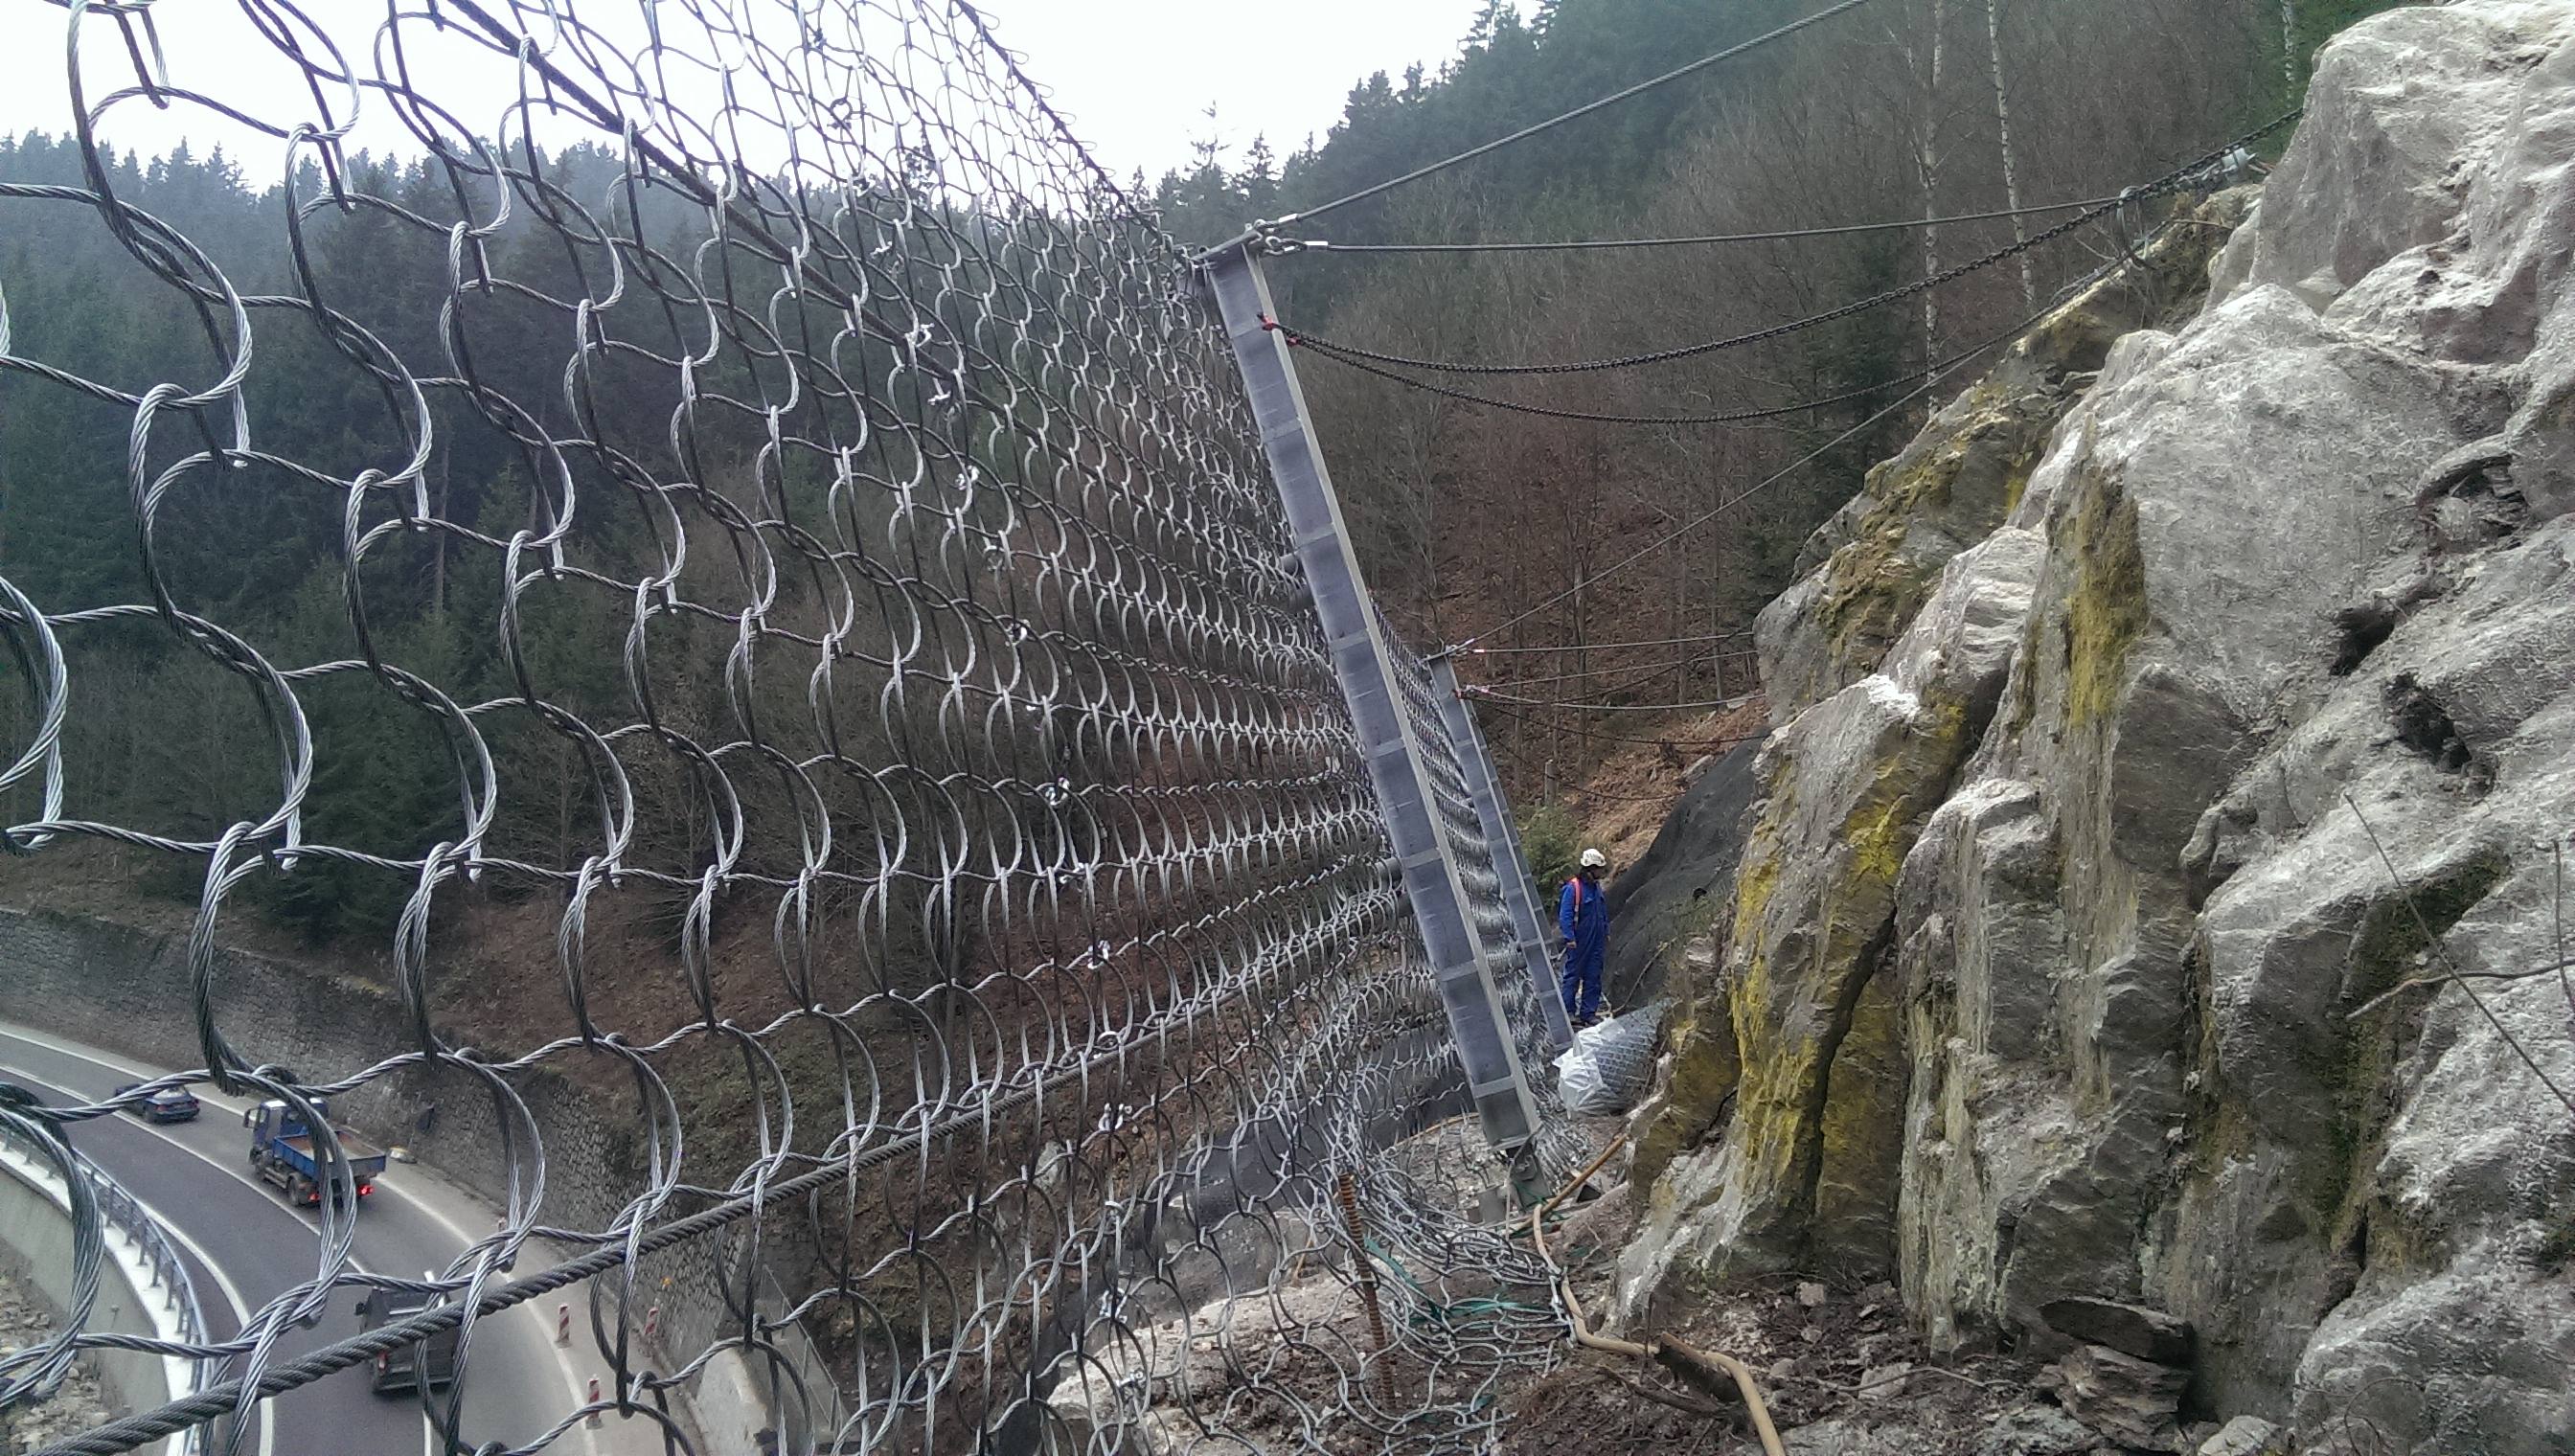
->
xmin=1525 ymin=1135 xmax=1786 ymax=1456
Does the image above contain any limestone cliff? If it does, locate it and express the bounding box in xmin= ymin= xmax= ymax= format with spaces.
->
xmin=1617 ymin=5 xmax=2575 ymax=1450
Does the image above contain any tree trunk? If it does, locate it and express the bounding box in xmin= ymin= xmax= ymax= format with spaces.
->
xmin=1511 ymin=484 xmax=1528 ymax=794
xmin=1986 ymin=0 xmax=2036 ymax=311
xmin=554 ymin=742 xmax=575 ymax=869
xmin=432 ymin=437 xmax=450 ymax=615
xmin=2281 ymin=0 xmax=2301 ymax=88
xmin=1915 ymin=0 xmax=1948 ymax=357
xmin=1570 ymin=552 xmax=1590 ymax=766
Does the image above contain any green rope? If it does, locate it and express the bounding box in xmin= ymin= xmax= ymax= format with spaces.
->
xmin=1360 ymin=1238 xmax=1551 ymax=1330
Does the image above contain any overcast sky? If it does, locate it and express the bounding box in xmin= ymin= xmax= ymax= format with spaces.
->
xmin=980 ymin=0 xmax=1488 ymax=177
xmin=0 ymin=1 xmax=1489 ymax=184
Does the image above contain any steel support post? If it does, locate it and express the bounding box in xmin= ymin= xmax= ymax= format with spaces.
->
xmin=1426 ymin=653 xmax=1575 ymax=1051
xmin=1202 ymin=241 xmax=1543 ymax=1152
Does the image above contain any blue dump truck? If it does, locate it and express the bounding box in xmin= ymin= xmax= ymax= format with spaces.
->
xmin=244 ymin=1098 xmax=388 ymax=1207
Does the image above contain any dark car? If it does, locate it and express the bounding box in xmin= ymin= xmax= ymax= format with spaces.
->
xmin=115 ymin=1082 xmax=200 ymax=1124
xmin=355 ymin=1285 xmax=460 ymax=1396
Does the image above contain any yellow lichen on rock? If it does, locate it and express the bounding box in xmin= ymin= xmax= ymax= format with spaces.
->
xmin=1708 ymin=688 xmax=1973 ymax=1273
xmin=1811 ymin=381 xmax=2047 ymax=687
xmin=1812 ymin=971 xmax=1909 ymax=1268
xmin=1627 ymin=986 xmax=1743 ymax=1192
xmin=2061 ymin=468 xmax=2149 ymax=731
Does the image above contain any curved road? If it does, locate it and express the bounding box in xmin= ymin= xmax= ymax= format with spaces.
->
xmin=0 ymin=1023 xmax=650 ymax=1456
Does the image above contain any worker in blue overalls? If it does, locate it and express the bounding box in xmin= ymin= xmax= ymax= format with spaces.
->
xmin=1558 ymin=847 xmax=1610 ymax=1028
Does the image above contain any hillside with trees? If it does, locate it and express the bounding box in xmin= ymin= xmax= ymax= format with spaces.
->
xmin=1150 ymin=0 xmax=2402 ymax=790
xmin=0 ymin=134 xmax=1046 ymax=981
xmin=0 ymin=1 xmax=2404 ymax=951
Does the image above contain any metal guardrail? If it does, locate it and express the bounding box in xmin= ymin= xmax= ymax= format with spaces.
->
xmin=0 ymin=1120 xmax=211 ymax=1456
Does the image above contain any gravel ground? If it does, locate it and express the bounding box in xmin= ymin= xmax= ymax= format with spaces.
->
xmin=0 ymin=1265 xmax=114 ymax=1455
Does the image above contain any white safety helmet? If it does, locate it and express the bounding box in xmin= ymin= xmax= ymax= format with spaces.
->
xmin=1580 ymin=848 xmax=1607 ymax=869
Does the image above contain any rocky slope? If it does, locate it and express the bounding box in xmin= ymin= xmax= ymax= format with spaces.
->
xmin=0 ymin=1268 xmax=113 ymax=1452
xmin=1616 ymin=4 xmax=2575 ymax=1451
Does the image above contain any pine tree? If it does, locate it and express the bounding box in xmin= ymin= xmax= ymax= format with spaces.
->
xmin=1241 ymin=135 xmax=1279 ymax=219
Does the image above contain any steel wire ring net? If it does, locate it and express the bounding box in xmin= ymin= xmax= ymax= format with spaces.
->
xmin=0 ymin=1 xmax=1577 ymax=1452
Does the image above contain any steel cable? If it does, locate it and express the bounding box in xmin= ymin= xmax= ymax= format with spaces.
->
xmin=1267 ymin=110 xmax=2299 ymax=377
xmin=1275 ymin=193 xmax=2131 ymax=253
xmin=1282 ymin=0 xmax=1888 ymax=225
xmin=0 ymin=3 xmax=1578 ymax=1453
xmin=1283 ymin=305 xmax=2062 ymax=426
xmin=1448 ymin=188 xmax=2254 ymax=654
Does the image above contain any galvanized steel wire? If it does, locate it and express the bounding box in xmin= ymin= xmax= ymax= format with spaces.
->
xmin=1264 ymin=109 xmax=2296 ymax=380
xmin=0 ymin=1103 xmax=215 ymax=1453
xmin=0 ymin=3 xmax=1576 ymax=1453
xmin=1271 ymin=193 xmax=2131 ymax=254
xmin=1277 ymin=0 xmax=1888 ymax=225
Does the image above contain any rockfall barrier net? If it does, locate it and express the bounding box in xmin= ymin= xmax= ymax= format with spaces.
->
xmin=0 ymin=2 xmax=1574 ymax=1452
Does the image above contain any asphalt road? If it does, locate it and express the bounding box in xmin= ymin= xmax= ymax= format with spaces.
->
xmin=0 ymin=1023 xmax=640 ymax=1456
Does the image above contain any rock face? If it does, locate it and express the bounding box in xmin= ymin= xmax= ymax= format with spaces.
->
xmin=2200 ymin=1417 xmax=2288 ymax=1456
xmin=1758 ymin=188 xmax=2257 ymax=727
xmin=1621 ymin=5 xmax=2575 ymax=1452
xmin=1603 ymin=738 xmax=1765 ymax=1010
xmin=2044 ymin=1343 xmax=2188 ymax=1450
xmin=2038 ymin=1296 xmax=2194 ymax=1367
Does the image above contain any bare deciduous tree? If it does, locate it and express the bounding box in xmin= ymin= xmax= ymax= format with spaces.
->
xmin=1894 ymin=0 xmax=1951 ymax=356
xmin=1986 ymin=0 xmax=2036 ymax=311
xmin=1275 ymin=0 xmax=2336 ymax=802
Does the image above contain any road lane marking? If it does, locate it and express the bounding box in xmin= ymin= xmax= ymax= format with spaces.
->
xmin=0 ymin=1044 xmax=316 ymax=1226
xmin=5 ymin=1027 xmax=510 ymax=1275
xmin=0 ymin=1040 xmax=388 ymax=1453
xmin=0 ymin=1054 xmax=279 ymax=1456
xmin=0 ymin=1027 xmax=456 ymax=1243
xmin=110 ymin=1182 xmax=278 ymax=1456
xmin=420 ymin=1267 xmax=437 ymax=1456
xmin=0 ymin=1024 xmax=616 ymax=1456
xmin=0 ymin=1026 xmax=185 ymax=1095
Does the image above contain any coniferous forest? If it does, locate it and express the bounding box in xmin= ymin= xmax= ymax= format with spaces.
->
xmin=1149 ymin=0 xmax=2395 ymax=756
xmin=1 ymin=0 xmax=2401 ymax=948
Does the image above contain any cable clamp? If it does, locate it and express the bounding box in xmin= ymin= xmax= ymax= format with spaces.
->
xmin=1242 ymin=216 xmax=1308 ymax=257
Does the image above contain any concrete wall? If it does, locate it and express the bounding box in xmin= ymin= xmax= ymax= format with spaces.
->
xmin=0 ymin=906 xmax=819 ymax=1442
xmin=0 ymin=1138 xmax=191 ymax=1456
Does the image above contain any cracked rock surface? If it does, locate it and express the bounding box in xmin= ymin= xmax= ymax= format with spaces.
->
xmin=1619 ymin=4 xmax=2575 ymax=1451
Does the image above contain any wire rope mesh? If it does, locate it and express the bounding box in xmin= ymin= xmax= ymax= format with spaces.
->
xmin=0 ymin=3 xmax=1576 ymax=1453
xmin=0 ymin=1106 xmax=214 ymax=1456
